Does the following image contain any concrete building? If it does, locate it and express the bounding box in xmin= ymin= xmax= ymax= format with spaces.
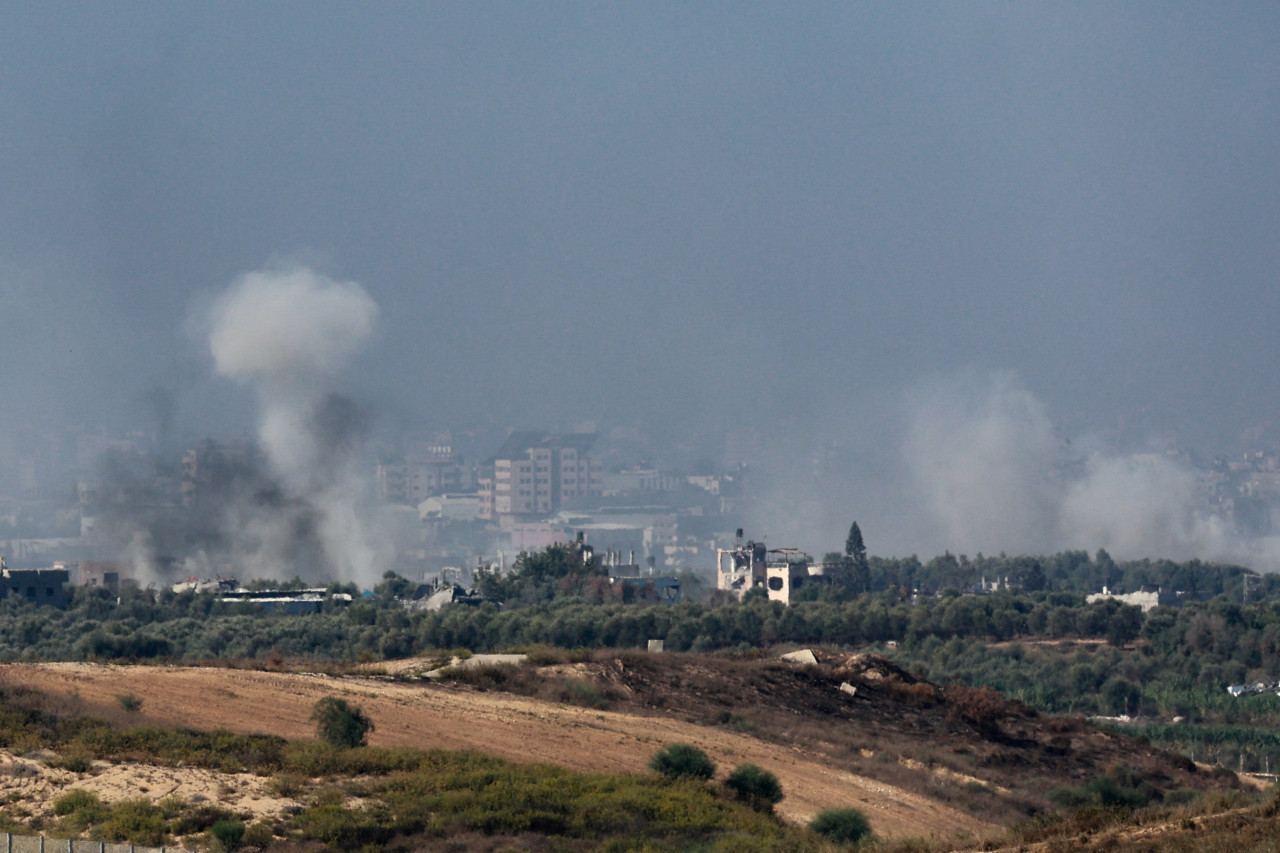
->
xmin=608 ymin=575 xmax=682 ymax=603
xmin=479 ymin=432 xmax=602 ymax=520
xmin=376 ymin=446 xmax=468 ymax=506
xmin=0 ymin=558 xmax=71 ymax=608
xmin=506 ymin=521 xmax=573 ymax=553
xmin=418 ymin=494 xmax=482 ymax=522
xmin=601 ymin=468 xmax=681 ymax=495
xmin=1086 ymin=585 xmax=1179 ymax=613
xmin=67 ymin=560 xmax=124 ymax=590
xmin=715 ymin=530 xmax=825 ymax=605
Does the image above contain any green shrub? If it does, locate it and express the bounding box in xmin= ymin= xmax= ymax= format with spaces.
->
xmin=170 ymin=803 xmax=235 ymax=836
xmin=310 ymin=696 xmax=374 ymax=749
xmin=649 ymin=743 xmax=716 ymax=781
xmin=71 ymin=724 xmax=289 ymax=772
xmin=809 ymin=807 xmax=872 ymax=844
xmin=566 ymin=647 xmax=595 ymax=663
xmin=45 ymin=751 xmax=92 ymax=773
xmin=157 ymin=796 xmax=186 ymax=819
xmin=117 ymin=693 xmax=144 ymax=713
xmin=241 ymin=821 xmax=275 ymax=849
xmin=268 ymin=772 xmax=306 ymax=797
xmin=53 ymin=788 xmax=105 ymax=818
xmin=293 ymin=803 xmax=403 ymax=849
xmin=436 ymin=661 xmax=520 ymax=689
xmin=1048 ymin=764 xmax=1161 ymax=812
xmin=522 ymin=645 xmax=567 ymax=666
xmin=101 ymin=798 xmax=167 ymax=846
xmin=210 ymin=817 xmax=246 ymax=851
xmin=724 ymin=763 xmax=783 ymax=812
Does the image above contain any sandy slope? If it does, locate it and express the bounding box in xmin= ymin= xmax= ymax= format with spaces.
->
xmin=0 ymin=750 xmax=297 ymax=824
xmin=0 ymin=661 xmax=995 ymax=840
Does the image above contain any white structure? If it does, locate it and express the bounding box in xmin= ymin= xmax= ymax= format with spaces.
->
xmin=715 ymin=529 xmax=824 ymax=605
xmin=1086 ymin=585 xmax=1178 ymax=613
xmin=418 ymin=494 xmax=481 ymax=522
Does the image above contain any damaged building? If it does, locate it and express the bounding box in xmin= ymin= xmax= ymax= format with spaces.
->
xmin=0 ymin=557 xmax=71 ymax=608
xmin=715 ymin=530 xmax=825 ymax=605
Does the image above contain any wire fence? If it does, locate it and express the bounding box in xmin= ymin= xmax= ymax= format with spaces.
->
xmin=0 ymin=834 xmax=194 ymax=853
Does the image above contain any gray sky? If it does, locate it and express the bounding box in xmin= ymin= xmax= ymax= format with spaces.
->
xmin=3 ymin=4 xmax=1279 ymax=469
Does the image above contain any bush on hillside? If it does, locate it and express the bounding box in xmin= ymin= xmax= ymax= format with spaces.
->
xmin=310 ymin=697 xmax=374 ymax=749
xmin=724 ymin=763 xmax=783 ymax=811
xmin=210 ymin=818 xmax=246 ymax=851
xmin=648 ymin=743 xmax=716 ymax=781
xmin=809 ymin=807 xmax=872 ymax=844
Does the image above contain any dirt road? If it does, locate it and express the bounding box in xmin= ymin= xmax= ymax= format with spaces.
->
xmin=1 ymin=661 xmax=994 ymax=840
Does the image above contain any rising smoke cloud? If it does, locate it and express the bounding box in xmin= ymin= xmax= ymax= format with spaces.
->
xmin=904 ymin=372 xmax=1280 ymax=569
xmin=205 ymin=264 xmax=381 ymax=584
xmin=704 ymin=371 xmax=1280 ymax=573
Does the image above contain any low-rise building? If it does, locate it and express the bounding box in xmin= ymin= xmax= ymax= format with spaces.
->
xmin=715 ymin=531 xmax=827 ymax=605
xmin=418 ymin=494 xmax=481 ymax=522
xmin=0 ymin=558 xmax=71 ymax=608
xmin=1086 ymin=584 xmax=1180 ymax=613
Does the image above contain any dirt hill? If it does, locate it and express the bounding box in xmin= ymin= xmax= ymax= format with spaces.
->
xmin=562 ymin=649 xmax=1229 ymax=822
xmin=0 ymin=649 xmax=1235 ymax=843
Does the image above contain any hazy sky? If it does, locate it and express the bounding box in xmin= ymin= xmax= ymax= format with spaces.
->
xmin=3 ymin=3 xmax=1279 ymax=461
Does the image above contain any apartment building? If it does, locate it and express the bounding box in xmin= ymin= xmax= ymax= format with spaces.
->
xmin=375 ymin=446 xmax=468 ymax=505
xmin=479 ymin=432 xmax=603 ymax=520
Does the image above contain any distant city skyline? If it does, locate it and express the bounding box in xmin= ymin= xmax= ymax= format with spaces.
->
xmin=3 ymin=5 xmax=1280 ymax=564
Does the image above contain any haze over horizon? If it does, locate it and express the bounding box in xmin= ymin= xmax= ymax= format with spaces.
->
xmin=3 ymin=5 xmax=1280 ymax=565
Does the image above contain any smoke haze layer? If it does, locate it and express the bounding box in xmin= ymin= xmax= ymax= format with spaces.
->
xmin=904 ymin=373 xmax=1279 ymax=569
xmin=739 ymin=372 xmax=1280 ymax=574
xmin=205 ymin=264 xmax=381 ymax=584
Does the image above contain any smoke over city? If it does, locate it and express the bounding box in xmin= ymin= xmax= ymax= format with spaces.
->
xmin=4 ymin=7 xmax=1280 ymax=586
xmin=200 ymin=264 xmax=382 ymax=585
xmin=87 ymin=265 xmax=388 ymax=587
xmin=739 ymin=372 xmax=1280 ymax=572
xmin=902 ymin=374 xmax=1280 ymax=569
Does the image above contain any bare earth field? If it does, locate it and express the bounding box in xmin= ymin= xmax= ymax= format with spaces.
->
xmin=0 ymin=661 xmax=993 ymax=840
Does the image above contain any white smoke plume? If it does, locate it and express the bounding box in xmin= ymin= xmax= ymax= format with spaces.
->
xmin=903 ymin=374 xmax=1061 ymax=555
xmin=207 ymin=264 xmax=381 ymax=584
xmin=904 ymin=372 xmax=1280 ymax=569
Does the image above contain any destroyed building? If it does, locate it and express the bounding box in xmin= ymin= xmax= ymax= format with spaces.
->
xmin=715 ymin=529 xmax=825 ymax=605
